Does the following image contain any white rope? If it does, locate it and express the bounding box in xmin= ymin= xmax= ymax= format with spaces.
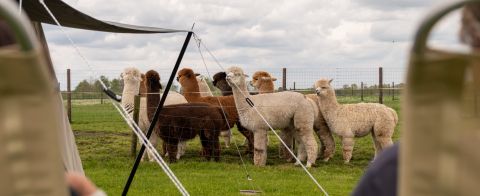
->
xmin=18 ymin=0 xmax=23 ymax=15
xmin=37 ymin=1 xmax=190 ymax=195
xmin=193 ymin=33 xmax=329 ymax=196
xmin=111 ymin=101 xmax=190 ymax=196
xmin=193 ymin=34 xmax=261 ymax=192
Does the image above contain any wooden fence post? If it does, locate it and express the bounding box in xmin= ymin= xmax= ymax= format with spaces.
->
xmin=67 ymin=69 xmax=72 ymax=123
xmin=131 ymin=95 xmax=140 ymax=157
xmin=392 ymin=82 xmax=395 ymax=100
xmin=282 ymin=68 xmax=286 ymax=91
xmin=379 ymin=67 xmax=383 ymax=104
xmin=293 ymin=82 xmax=296 ymax=91
xmin=361 ymin=82 xmax=364 ymax=101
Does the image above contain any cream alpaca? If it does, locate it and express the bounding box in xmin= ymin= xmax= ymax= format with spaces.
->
xmin=315 ymin=79 xmax=398 ymax=163
xmin=196 ymin=74 xmax=232 ymax=148
xmin=251 ymin=71 xmax=335 ymax=162
xmin=226 ymin=66 xmax=318 ymax=167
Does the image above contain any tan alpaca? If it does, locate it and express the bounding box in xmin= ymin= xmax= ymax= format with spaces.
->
xmin=251 ymin=71 xmax=336 ymax=162
xmin=226 ymin=66 xmax=318 ymax=167
xmin=315 ymin=79 xmax=397 ymax=163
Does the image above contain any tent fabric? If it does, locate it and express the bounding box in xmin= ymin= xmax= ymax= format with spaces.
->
xmin=16 ymin=0 xmax=190 ymax=34
xmin=0 ymin=48 xmax=69 ymax=196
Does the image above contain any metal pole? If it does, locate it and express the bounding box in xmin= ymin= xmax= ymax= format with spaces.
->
xmin=293 ymin=82 xmax=296 ymax=91
xmin=131 ymin=95 xmax=140 ymax=157
xmin=67 ymin=68 xmax=72 ymax=123
xmin=379 ymin=67 xmax=383 ymax=104
xmin=122 ymin=32 xmax=193 ymax=196
xmin=392 ymin=82 xmax=395 ymax=101
xmin=282 ymin=68 xmax=286 ymax=91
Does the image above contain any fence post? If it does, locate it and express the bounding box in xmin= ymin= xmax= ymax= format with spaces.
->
xmin=131 ymin=95 xmax=140 ymax=157
xmin=379 ymin=67 xmax=383 ymax=104
xmin=361 ymin=82 xmax=364 ymax=101
xmin=67 ymin=69 xmax=72 ymax=123
xmin=392 ymin=82 xmax=395 ymax=100
xmin=293 ymin=82 xmax=296 ymax=91
xmin=282 ymin=68 xmax=286 ymax=91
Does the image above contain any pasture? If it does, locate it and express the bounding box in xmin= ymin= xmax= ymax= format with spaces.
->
xmin=71 ymin=96 xmax=401 ymax=195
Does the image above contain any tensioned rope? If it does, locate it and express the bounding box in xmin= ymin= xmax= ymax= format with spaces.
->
xmin=192 ymin=33 xmax=262 ymax=193
xmin=193 ymin=33 xmax=329 ymax=196
xmin=18 ymin=0 xmax=22 ymax=14
xmin=37 ymin=1 xmax=190 ymax=195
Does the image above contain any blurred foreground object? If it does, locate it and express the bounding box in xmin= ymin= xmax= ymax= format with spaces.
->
xmin=400 ymin=1 xmax=480 ymax=196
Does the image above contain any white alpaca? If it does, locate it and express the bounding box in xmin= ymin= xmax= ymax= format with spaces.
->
xmin=196 ymin=74 xmax=232 ymax=148
xmin=226 ymin=66 xmax=318 ymax=167
xmin=315 ymin=79 xmax=398 ymax=163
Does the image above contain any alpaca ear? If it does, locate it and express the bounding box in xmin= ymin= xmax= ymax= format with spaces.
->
xmin=195 ymin=73 xmax=200 ymax=76
xmin=329 ymin=79 xmax=334 ymax=84
xmin=271 ymin=77 xmax=277 ymax=81
xmin=244 ymin=74 xmax=249 ymax=78
xmin=120 ymin=73 xmax=123 ymax=79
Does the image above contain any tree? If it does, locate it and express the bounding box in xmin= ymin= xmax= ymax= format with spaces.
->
xmin=351 ymin=84 xmax=358 ymax=89
xmin=74 ymin=79 xmax=94 ymax=92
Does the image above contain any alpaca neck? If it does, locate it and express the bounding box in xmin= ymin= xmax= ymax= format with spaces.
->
xmin=182 ymin=79 xmax=202 ymax=101
xmin=320 ymin=90 xmax=340 ymax=113
xmin=122 ymin=82 xmax=140 ymax=103
xmin=146 ymin=85 xmax=160 ymax=120
xmin=258 ymin=83 xmax=274 ymax=94
xmin=231 ymin=82 xmax=252 ymax=112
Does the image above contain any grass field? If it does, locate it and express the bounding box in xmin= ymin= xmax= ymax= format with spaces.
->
xmin=71 ymin=96 xmax=401 ymax=196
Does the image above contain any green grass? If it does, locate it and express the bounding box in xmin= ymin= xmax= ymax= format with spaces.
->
xmin=71 ymin=96 xmax=401 ymax=196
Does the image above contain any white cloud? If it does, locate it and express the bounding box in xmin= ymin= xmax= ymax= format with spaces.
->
xmin=42 ymin=0 xmax=465 ymax=89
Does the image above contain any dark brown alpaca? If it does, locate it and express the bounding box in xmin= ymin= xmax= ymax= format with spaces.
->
xmin=178 ymin=68 xmax=255 ymax=153
xmin=146 ymin=70 xmax=228 ymax=162
xmin=212 ymin=72 xmax=233 ymax=96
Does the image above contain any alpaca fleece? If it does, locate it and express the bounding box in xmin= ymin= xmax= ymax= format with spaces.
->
xmin=226 ymin=66 xmax=319 ymax=167
xmin=315 ymin=79 xmax=397 ymax=163
xmin=250 ymin=71 xmax=276 ymax=94
xmin=146 ymin=70 xmax=228 ymax=162
xmin=178 ymin=68 xmax=254 ymax=153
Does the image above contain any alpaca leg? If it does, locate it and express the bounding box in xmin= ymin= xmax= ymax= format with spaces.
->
xmin=253 ymin=130 xmax=268 ymax=166
xmin=199 ymin=131 xmax=212 ymax=161
xmin=177 ymin=141 xmax=187 ymax=160
xmin=237 ymin=123 xmax=254 ymax=154
xmin=279 ymin=128 xmax=295 ymax=162
xmin=220 ymin=130 xmax=231 ymax=148
xmin=147 ymin=134 xmax=158 ymax=162
xmin=294 ymin=133 xmax=307 ymax=166
xmin=341 ymin=136 xmax=355 ymax=164
xmin=375 ymin=134 xmax=393 ymax=157
xmin=166 ymin=141 xmax=178 ymax=163
xmin=316 ymin=127 xmax=335 ymax=162
xmin=297 ymin=129 xmax=318 ymax=168
xmin=213 ymin=136 xmax=221 ymax=162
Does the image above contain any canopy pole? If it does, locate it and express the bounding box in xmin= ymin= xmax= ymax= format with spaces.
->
xmin=122 ymin=31 xmax=193 ymax=196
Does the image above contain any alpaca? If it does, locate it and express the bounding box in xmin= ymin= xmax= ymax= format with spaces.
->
xmin=250 ymin=71 xmax=276 ymax=94
xmin=197 ymin=74 xmax=232 ymax=148
xmin=249 ymin=71 xmax=336 ymax=162
xmin=120 ymin=67 xmax=142 ymax=117
xmin=146 ymin=70 xmax=229 ymax=162
xmin=315 ymin=79 xmax=398 ymax=163
xmin=177 ymin=68 xmax=254 ymax=154
xmin=212 ymin=72 xmax=233 ymax=96
xmin=225 ymin=66 xmax=319 ymax=167
xmin=134 ymin=72 xmax=188 ymax=162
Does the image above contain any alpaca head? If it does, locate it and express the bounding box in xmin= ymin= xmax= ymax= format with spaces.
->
xmin=121 ymin=67 xmax=142 ymax=86
xmin=226 ymin=66 xmax=248 ymax=88
xmin=212 ymin=72 xmax=232 ymax=93
xmin=145 ymin=70 xmax=161 ymax=92
xmin=315 ymin=79 xmax=334 ymax=97
xmin=250 ymin=71 xmax=276 ymax=89
xmin=177 ymin=68 xmax=198 ymax=89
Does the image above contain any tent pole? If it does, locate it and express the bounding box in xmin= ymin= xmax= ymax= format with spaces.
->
xmin=122 ymin=31 xmax=193 ymax=196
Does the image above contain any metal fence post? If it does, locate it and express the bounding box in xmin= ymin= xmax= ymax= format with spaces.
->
xmin=131 ymin=95 xmax=140 ymax=157
xmin=67 ymin=68 xmax=72 ymax=123
xmin=282 ymin=68 xmax=286 ymax=91
xmin=379 ymin=67 xmax=383 ymax=104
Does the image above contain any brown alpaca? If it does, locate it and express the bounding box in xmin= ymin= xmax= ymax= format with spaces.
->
xmin=250 ymin=71 xmax=276 ymax=94
xmin=178 ymin=68 xmax=255 ymax=153
xmin=146 ymin=70 xmax=229 ymax=162
xmin=212 ymin=72 xmax=233 ymax=96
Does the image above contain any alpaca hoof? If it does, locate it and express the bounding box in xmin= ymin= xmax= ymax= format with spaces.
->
xmin=306 ymin=162 xmax=312 ymax=168
xmin=322 ymin=157 xmax=330 ymax=162
xmin=294 ymin=161 xmax=301 ymax=166
xmin=344 ymin=160 xmax=350 ymax=164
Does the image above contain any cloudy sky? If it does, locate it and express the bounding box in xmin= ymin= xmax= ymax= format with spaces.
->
xmin=41 ymin=0 xmax=467 ymax=89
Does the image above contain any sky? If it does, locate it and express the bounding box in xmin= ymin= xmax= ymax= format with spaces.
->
xmin=40 ymin=0 xmax=469 ymax=89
